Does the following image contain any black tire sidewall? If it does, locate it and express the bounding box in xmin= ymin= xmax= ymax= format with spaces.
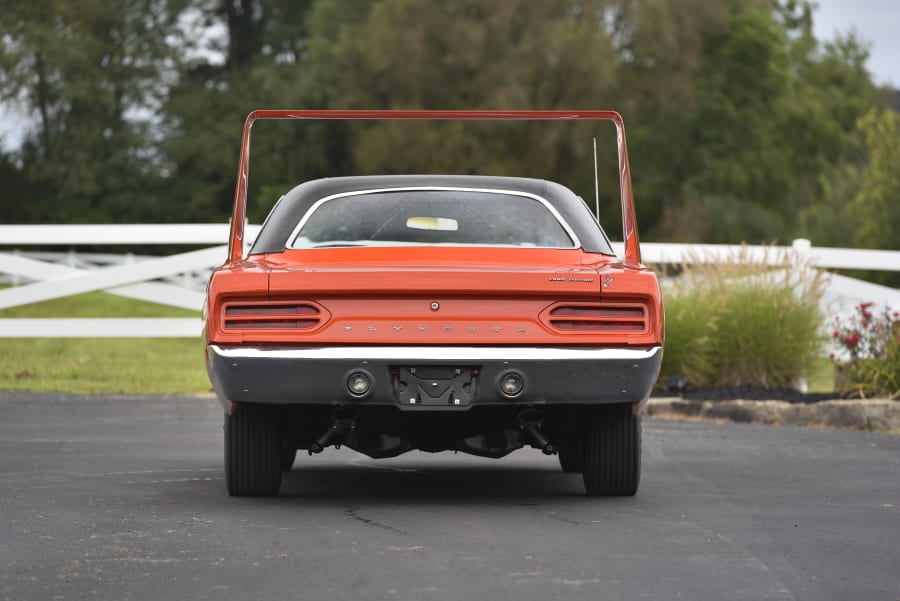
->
xmin=225 ymin=404 xmax=283 ymax=496
xmin=582 ymin=404 xmax=641 ymax=496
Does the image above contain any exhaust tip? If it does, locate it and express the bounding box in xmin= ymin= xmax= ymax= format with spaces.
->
xmin=517 ymin=409 xmax=554 ymax=454
xmin=332 ymin=405 xmax=360 ymax=422
xmin=518 ymin=408 xmax=546 ymax=425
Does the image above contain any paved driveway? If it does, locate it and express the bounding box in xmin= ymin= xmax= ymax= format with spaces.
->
xmin=1 ymin=392 xmax=898 ymax=601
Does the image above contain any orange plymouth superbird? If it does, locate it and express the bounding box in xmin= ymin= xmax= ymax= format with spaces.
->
xmin=204 ymin=111 xmax=664 ymax=497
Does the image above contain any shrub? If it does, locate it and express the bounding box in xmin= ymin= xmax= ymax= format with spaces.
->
xmin=831 ymin=304 xmax=900 ymax=399
xmin=660 ymin=247 xmax=827 ymax=390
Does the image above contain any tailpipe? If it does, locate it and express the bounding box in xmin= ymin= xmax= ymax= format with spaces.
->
xmin=309 ymin=406 xmax=359 ymax=454
xmin=518 ymin=409 xmax=556 ymax=455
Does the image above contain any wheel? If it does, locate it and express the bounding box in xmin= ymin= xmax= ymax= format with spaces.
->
xmin=558 ymin=443 xmax=583 ymax=473
xmin=225 ymin=404 xmax=283 ymax=497
xmin=581 ymin=404 xmax=641 ymax=496
xmin=281 ymin=446 xmax=297 ymax=471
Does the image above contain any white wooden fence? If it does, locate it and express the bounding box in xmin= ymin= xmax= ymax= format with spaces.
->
xmin=0 ymin=224 xmax=897 ymax=337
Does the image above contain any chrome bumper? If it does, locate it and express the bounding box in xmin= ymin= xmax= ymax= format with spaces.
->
xmin=207 ymin=345 xmax=662 ymax=410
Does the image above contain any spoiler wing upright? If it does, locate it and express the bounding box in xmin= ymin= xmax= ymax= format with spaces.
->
xmin=227 ymin=110 xmax=641 ymax=268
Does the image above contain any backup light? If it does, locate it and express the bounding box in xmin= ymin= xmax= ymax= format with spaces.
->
xmin=499 ymin=372 xmax=524 ymax=397
xmin=347 ymin=372 xmax=371 ymax=396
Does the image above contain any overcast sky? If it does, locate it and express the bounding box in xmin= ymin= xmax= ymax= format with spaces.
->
xmin=1 ymin=2 xmax=898 ymax=151
xmin=814 ymin=0 xmax=899 ymax=86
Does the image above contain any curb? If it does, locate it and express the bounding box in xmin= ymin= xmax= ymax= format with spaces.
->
xmin=647 ymin=397 xmax=900 ymax=431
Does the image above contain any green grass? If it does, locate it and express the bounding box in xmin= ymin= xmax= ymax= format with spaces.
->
xmin=0 ymin=289 xmax=210 ymax=394
xmin=0 ymin=288 xmax=199 ymax=318
xmin=808 ymin=355 xmax=836 ymax=394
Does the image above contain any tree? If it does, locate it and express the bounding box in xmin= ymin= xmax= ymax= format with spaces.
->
xmin=794 ymin=33 xmax=880 ymax=247
xmin=651 ymin=1 xmax=880 ymax=244
xmin=300 ymin=0 xmax=630 ymax=228
xmin=851 ymin=107 xmax=900 ymax=251
xmin=0 ymin=0 xmax=184 ymax=222
xmin=161 ymin=0 xmax=346 ymax=222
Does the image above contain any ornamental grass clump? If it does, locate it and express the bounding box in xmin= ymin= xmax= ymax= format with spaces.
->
xmin=660 ymin=247 xmax=827 ymax=391
xmin=831 ymin=303 xmax=900 ymax=399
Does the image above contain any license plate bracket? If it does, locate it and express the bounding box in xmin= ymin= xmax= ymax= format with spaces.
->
xmin=392 ymin=366 xmax=477 ymax=407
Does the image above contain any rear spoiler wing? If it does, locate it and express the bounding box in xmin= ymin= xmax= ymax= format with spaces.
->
xmin=228 ymin=110 xmax=641 ymax=268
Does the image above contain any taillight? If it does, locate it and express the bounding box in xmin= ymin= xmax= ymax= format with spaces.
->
xmin=225 ymin=305 xmax=318 ymax=316
xmin=542 ymin=303 xmax=647 ymax=333
xmin=222 ymin=301 xmax=328 ymax=331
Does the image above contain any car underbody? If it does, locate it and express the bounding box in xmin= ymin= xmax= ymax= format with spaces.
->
xmin=277 ymin=402 xmax=613 ymax=459
xmin=226 ymin=399 xmax=643 ymax=497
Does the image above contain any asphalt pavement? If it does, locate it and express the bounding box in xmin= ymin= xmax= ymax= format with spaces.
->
xmin=1 ymin=392 xmax=898 ymax=601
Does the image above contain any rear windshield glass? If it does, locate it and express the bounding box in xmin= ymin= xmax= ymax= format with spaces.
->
xmin=289 ymin=189 xmax=576 ymax=249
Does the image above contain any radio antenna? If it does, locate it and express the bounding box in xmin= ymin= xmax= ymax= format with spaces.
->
xmin=592 ymin=137 xmax=600 ymax=221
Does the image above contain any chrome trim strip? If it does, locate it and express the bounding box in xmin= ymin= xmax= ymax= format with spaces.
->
xmin=210 ymin=344 xmax=661 ymax=362
xmin=285 ymin=186 xmax=581 ymax=250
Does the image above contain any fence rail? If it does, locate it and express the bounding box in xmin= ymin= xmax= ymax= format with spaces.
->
xmin=0 ymin=225 xmax=897 ymax=337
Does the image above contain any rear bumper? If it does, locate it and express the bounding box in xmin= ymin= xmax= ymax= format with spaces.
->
xmin=207 ymin=344 xmax=662 ymax=411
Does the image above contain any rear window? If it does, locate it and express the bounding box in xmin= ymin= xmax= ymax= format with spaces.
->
xmin=289 ymin=189 xmax=576 ymax=249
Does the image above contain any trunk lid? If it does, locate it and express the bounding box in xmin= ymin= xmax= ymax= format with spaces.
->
xmin=264 ymin=247 xmax=607 ymax=297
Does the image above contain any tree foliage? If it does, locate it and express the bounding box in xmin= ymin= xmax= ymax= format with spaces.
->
xmin=0 ymin=0 xmax=896 ymax=254
xmin=0 ymin=0 xmax=184 ymax=222
xmin=851 ymin=107 xmax=900 ymax=251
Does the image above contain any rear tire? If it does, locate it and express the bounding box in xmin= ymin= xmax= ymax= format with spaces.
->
xmin=281 ymin=446 xmax=297 ymax=472
xmin=558 ymin=443 xmax=583 ymax=473
xmin=225 ymin=404 xmax=283 ymax=497
xmin=582 ymin=404 xmax=641 ymax=496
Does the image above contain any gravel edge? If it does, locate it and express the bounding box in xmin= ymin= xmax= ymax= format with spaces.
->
xmin=647 ymin=397 xmax=900 ymax=431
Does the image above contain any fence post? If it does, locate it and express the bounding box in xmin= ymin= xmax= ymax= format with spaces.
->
xmin=791 ymin=238 xmax=814 ymax=393
xmin=792 ymin=238 xmax=811 ymax=258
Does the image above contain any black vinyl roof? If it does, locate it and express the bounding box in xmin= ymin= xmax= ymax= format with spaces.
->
xmin=249 ymin=175 xmax=615 ymax=255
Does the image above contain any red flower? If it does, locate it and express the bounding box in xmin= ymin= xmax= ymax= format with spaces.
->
xmin=843 ymin=334 xmax=860 ymax=348
xmin=863 ymin=311 xmax=872 ymax=320
xmin=859 ymin=302 xmax=874 ymax=309
xmin=833 ymin=330 xmax=840 ymax=337
xmin=862 ymin=322 xmax=869 ymax=329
